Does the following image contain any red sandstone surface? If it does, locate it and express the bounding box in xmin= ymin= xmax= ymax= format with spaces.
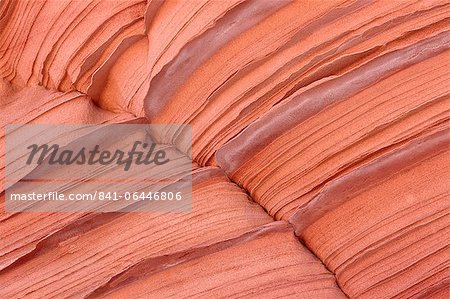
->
xmin=0 ymin=0 xmax=449 ymax=298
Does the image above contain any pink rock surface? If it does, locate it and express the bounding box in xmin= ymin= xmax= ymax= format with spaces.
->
xmin=0 ymin=0 xmax=448 ymax=298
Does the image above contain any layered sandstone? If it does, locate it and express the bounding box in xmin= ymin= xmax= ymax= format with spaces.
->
xmin=0 ymin=0 xmax=449 ymax=298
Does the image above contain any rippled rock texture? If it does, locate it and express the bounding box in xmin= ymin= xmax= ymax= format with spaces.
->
xmin=0 ymin=0 xmax=449 ymax=298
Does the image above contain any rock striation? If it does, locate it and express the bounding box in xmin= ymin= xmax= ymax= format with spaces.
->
xmin=0 ymin=0 xmax=449 ymax=298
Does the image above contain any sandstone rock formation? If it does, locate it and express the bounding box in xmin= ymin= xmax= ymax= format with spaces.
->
xmin=0 ymin=0 xmax=449 ymax=298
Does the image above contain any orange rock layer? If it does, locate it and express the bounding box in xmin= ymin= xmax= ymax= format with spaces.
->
xmin=0 ymin=0 xmax=449 ymax=298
